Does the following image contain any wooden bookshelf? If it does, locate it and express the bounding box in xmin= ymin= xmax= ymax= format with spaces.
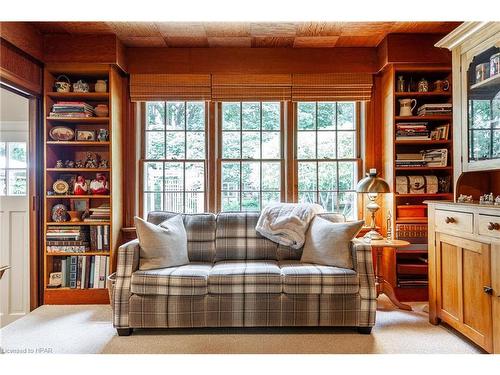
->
xmin=382 ymin=64 xmax=454 ymax=302
xmin=43 ymin=63 xmax=124 ymax=305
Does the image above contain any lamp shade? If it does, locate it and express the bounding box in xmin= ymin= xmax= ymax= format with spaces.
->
xmin=356 ymin=169 xmax=390 ymax=194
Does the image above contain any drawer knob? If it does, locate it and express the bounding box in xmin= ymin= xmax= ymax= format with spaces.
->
xmin=483 ymin=286 xmax=493 ymax=295
xmin=445 ymin=216 xmax=456 ymax=224
xmin=487 ymin=222 xmax=500 ymax=231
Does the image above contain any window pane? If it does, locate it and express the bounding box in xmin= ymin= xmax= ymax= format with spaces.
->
xmin=338 ymin=161 xmax=356 ymax=191
xmin=297 ymin=131 xmax=316 ymax=159
xmin=7 ymin=169 xmax=26 ymax=196
xmin=317 ymin=131 xmax=336 ymax=159
xmin=8 ymin=142 xmax=27 ymax=168
xmin=186 ymin=102 xmax=205 ymax=130
xmin=337 ymin=102 xmax=355 ymax=130
xmin=222 ymin=103 xmax=240 ymax=130
xmin=0 ymin=142 xmax=6 ymax=168
xmin=166 ymin=131 xmax=185 ymax=159
xmin=242 ymin=162 xmax=260 ymax=191
xmin=146 ymin=102 xmax=165 ymax=130
xmin=471 ymin=100 xmax=491 ymax=129
xmin=166 ymin=102 xmax=185 ymax=130
xmin=222 ymin=132 xmax=241 ymax=159
xmin=144 ymin=162 xmax=163 ymax=192
xmin=186 ymin=132 xmax=205 ymax=159
xmin=298 ymin=162 xmax=317 ymax=190
xmin=319 ymin=191 xmax=337 ymax=212
xmin=144 ymin=192 xmax=163 ymax=215
xmin=298 ymin=191 xmax=316 ymax=204
xmin=338 ymin=131 xmax=355 ymax=159
xmin=221 ymin=162 xmax=240 ymax=191
xmin=164 ymin=192 xmax=184 ymax=212
xmin=164 ymin=162 xmax=183 ymax=191
xmin=145 ymin=131 xmax=165 ymax=159
xmin=262 ymin=102 xmax=280 ymax=130
xmin=0 ymin=169 xmax=5 ymax=195
xmin=242 ymin=192 xmax=260 ymax=211
xmin=262 ymin=162 xmax=280 ymax=191
xmin=185 ymin=192 xmax=204 ymax=213
xmin=298 ymin=102 xmax=316 ymax=130
xmin=185 ymin=162 xmax=204 ymax=191
xmin=262 ymin=132 xmax=280 ymax=159
xmin=493 ymin=130 xmax=500 ymax=158
xmin=242 ymin=132 xmax=261 ymax=159
xmin=339 ymin=192 xmax=356 ymax=220
xmin=222 ymin=191 xmax=240 ymax=211
xmin=262 ymin=191 xmax=280 ymax=207
xmin=471 ymin=130 xmax=491 ymax=160
xmin=318 ymin=102 xmax=336 ymax=130
xmin=242 ymin=102 xmax=260 ymax=130
xmin=318 ymin=162 xmax=337 ymax=191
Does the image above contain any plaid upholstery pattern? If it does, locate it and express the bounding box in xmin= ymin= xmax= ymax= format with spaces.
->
xmin=148 ymin=211 xmax=216 ymax=262
xmin=279 ymin=260 xmax=360 ymax=294
xmin=208 ymin=260 xmax=282 ymax=294
xmin=131 ymin=263 xmax=212 ymax=296
xmin=351 ymin=238 xmax=377 ymax=326
xmin=215 ymin=212 xmax=279 ymax=261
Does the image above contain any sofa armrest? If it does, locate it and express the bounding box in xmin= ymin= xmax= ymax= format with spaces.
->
xmin=112 ymin=239 xmax=140 ymax=328
xmin=351 ymin=238 xmax=376 ymax=300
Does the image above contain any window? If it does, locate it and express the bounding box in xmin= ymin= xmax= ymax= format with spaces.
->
xmin=296 ymin=102 xmax=358 ymax=219
xmin=0 ymin=141 xmax=27 ymax=196
xmin=143 ymin=101 xmax=206 ymax=216
xmin=220 ymin=102 xmax=282 ymax=211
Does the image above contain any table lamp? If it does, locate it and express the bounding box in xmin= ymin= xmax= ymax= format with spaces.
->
xmin=356 ymin=168 xmax=390 ymax=240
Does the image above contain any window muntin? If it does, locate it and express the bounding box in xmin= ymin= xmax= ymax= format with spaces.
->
xmin=143 ymin=101 xmax=206 ymax=216
xmin=296 ymin=102 xmax=358 ymax=219
xmin=220 ymin=102 xmax=282 ymax=211
xmin=0 ymin=141 xmax=27 ymax=196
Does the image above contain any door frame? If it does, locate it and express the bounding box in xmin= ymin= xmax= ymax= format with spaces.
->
xmin=1 ymin=82 xmax=42 ymax=310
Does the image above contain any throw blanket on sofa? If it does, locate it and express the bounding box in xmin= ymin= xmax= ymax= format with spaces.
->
xmin=255 ymin=203 xmax=324 ymax=249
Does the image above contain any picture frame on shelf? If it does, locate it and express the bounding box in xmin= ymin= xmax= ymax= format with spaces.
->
xmin=70 ymin=198 xmax=90 ymax=212
xmin=76 ymin=130 xmax=96 ymax=141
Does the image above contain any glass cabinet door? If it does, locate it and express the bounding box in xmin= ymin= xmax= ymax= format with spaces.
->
xmin=467 ymin=46 xmax=500 ymax=162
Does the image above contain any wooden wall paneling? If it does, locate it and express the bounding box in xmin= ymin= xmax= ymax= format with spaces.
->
xmin=384 ymin=34 xmax=451 ymax=67
xmin=0 ymin=22 xmax=44 ymax=62
xmin=0 ymin=41 xmax=42 ymax=95
xmin=125 ymin=47 xmax=378 ymax=74
xmin=116 ymin=38 xmax=128 ymax=73
xmin=492 ymin=242 xmax=500 ymax=353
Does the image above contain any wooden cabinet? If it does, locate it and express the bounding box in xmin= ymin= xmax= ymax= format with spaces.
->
xmin=428 ymin=201 xmax=500 ymax=353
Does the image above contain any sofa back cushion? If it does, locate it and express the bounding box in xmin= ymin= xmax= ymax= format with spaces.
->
xmin=215 ymin=212 xmax=279 ymax=261
xmin=147 ymin=211 xmax=216 ymax=262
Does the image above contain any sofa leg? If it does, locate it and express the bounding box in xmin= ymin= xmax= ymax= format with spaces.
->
xmin=357 ymin=327 xmax=372 ymax=334
xmin=116 ymin=328 xmax=133 ymax=336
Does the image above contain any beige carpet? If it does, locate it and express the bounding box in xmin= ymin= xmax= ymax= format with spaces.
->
xmin=0 ymin=296 xmax=481 ymax=354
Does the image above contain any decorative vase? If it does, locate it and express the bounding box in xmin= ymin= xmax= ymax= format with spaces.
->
xmin=95 ymin=80 xmax=107 ymax=93
xmin=398 ymin=98 xmax=417 ymax=117
xmin=94 ymin=104 xmax=109 ymax=117
xmin=67 ymin=210 xmax=81 ymax=222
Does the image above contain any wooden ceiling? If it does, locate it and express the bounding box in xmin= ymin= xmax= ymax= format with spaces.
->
xmin=31 ymin=22 xmax=461 ymax=48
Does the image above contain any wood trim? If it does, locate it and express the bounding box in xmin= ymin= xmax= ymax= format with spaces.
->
xmin=287 ymin=101 xmax=297 ymax=202
xmin=0 ymin=22 xmax=44 ymax=62
xmin=207 ymin=101 xmax=217 ymax=213
xmin=138 ymin=102 xmax=146 ymax=218
xmin=215 ymin=102 xmax=222 ymax=212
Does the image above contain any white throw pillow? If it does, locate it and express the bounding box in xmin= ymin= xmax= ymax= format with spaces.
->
xmin=301 ymin=217 xmax=364 ymax=269
xmin=134 ymin=215 xmax=189 ymax=270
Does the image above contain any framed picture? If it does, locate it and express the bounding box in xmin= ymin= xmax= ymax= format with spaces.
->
xmin=70 ymin=198 xmax=89 ymax=212
xmin=76 ymin=130 xmax=96 ymax=141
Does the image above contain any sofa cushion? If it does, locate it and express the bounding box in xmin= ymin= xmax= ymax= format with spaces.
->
xmin=148 ymin=211 xmax=216 ymax=263
xmin=279 ymin=260 xmax=359 ymax=294
xmin=131 ymin=263 xmax=212 ymax=296
xmin=208 ymin=260 xmax=282 ymax=294
xmin=215 ymin=212 xmax=279 ymax=261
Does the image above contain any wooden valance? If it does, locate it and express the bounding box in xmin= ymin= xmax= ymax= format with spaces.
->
xmin=129 ymin=73 xmax=212 ymax=101
xmin=291 ymin=73 xmax=373 ymax=101
xmin=211 ymin=74 xmax=292 ymax=101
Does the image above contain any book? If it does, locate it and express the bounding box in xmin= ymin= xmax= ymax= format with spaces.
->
xmin=97 ymin=225 xmax=103 ymax=250
xmin=69 ymin=256 xmax=78 ymax=289
xmin=103 ymin=225 xmax=109 ymax=250
xmin=76 ymin=256 xmax=83 ymax=288
xmin=89 ymin=256 xmax=95 ymax=288
xmin=61 ymin=258 xmax=67 ymax=288
xmin=81 ymin=257 xmax=87 ymax=289
xmin=98 ymin=256 xmax=107 ymax=289
xmin=93 ymin=256 xmax=101 ymax=288
xmin=85 ymin=256 xmax=92 ymax=289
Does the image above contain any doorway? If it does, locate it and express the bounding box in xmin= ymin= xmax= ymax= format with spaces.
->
xmin=0 ymin=86 xmax=34 ymax=327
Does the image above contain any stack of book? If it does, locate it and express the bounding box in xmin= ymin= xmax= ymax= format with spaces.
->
xmin=84 ymin=203 xmax=110 ymax=222
xmin=396 ymin=122 xmax=430 ymax=140
xmin=422 ymin=148 xmax=448 ymax=167
xmin=49 ymin=101 xmax=95 ymax=118
xmin=90 ymin=225 xmax=110 ymax=251
xmin=395 ymin=153 xmax=427 ymax=167
xmin=417 ymin=103 xmax=452 ymax=116
xmin=59 ymin=255 xmax=109 ymax=289
xmin=46 ymin=226 xmax=90 ymax=253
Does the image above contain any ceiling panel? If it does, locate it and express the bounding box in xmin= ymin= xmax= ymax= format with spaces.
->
xmin=107 ymin=22 xmax=160 ymax=37
xmin=293 ymin=36 xmax=339 ymax=48
xmin=207 ymin=37 xmax=252 ymax=47
xmin=296 ymin=22 xmax=342 ymax=37
xmin=156 ymin=22 xmax=206 ymax=37
xmin=120 ymin=36 xmax=167 ymax=47
xmin=204 ymin=22 xmax=250 ymax=37
xmin=250 ymin=22 xmax=297 ymax=37
xmin=164 ymin=36 xmax=209 ymax=48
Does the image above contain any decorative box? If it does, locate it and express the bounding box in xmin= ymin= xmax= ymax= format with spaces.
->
xmin=395 ymin=175 xmax=438 ymax=194
xmin=397 ymin=204 xmax=427 ymax=218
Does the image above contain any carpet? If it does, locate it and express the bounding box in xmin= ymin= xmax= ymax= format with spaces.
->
xmin=0 ymin=296 xmax=482 ymax=354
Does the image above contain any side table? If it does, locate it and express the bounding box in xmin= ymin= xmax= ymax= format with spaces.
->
xmin=369 ymin=239 xmax=412 ymax=311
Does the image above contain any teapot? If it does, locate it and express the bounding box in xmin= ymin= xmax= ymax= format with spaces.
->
xmin=54 ymin=75 xmax=71 ymax=92
xmin=399 ymin=99 xmax=417 ymax=117
xmin=433 ymin=79 xmax=450 ymax=92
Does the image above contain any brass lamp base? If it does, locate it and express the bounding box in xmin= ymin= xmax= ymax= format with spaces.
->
xmin=363 ymin=229 xmax=384 ymax=241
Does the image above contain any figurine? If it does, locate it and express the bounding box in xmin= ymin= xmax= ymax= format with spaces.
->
xmin=75 ymin=160 xmax=85 ymax=168
xmin=495 ymin=196 xmax=500 ymax=206
xmin=99 ymin=159 xmax=108 ymax=169
xmin=65 ymin=160 xmax=75 ymax=168
xmin=417 ymin=78 xmax=429 ymax=92
xmin=84 ymin=152 xmax=99 ymax=169
xmin=73 ymin=175 xmax=89 ymax=195
xmin=51 ymin=204 xmax=68 ymax=222
xmin=90 ymin=173 xmax=109 ymax=195
xmin=480 ymin=193 xmax=494 ymax=205
xmin=97 ymin=129 xmax=109 ymax=142
xmin=55 ymin=160 xmax=64 ymax=168
xmin=457 ymin=194 xmax=473 ymax=203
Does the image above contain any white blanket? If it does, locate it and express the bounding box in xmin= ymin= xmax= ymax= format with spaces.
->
xmin=255 ymin=203 xmax=324 ymax=249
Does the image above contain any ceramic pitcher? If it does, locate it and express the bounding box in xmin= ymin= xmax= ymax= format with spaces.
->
xmin=399 ymin=98 xmax=417 ymax=117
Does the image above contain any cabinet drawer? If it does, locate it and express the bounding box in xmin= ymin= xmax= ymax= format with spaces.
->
xmin=478 ymin=214 xmax=500 ymax=239
xmin=435 ymin=209 xmax=473 ymax=234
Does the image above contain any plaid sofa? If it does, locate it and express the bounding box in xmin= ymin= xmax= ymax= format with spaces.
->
xmin=111 ymin=211 xmax=376 ymax=336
